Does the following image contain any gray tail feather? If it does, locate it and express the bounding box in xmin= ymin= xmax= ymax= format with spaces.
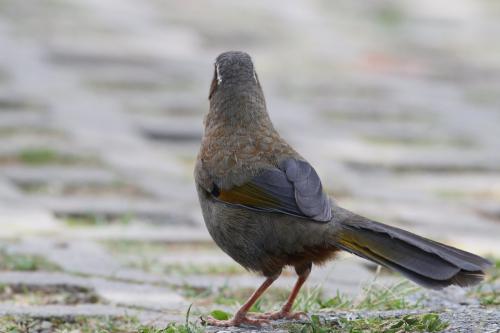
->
xmin=334 ymin=212 xmax=492 ymax=289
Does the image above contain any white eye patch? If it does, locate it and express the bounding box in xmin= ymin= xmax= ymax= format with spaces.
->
xmin=215 ymin=63 xmax=222 ymax=85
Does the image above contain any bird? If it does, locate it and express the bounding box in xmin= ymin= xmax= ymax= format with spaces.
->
xmin=194 ymin=51 xmax=492 ymax=327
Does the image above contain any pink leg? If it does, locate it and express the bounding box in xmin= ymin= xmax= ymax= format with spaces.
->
xmin=204 ymin=275 xmax=278 ymax=327
xmin=252 ymin=266 xmax=311 ymax=321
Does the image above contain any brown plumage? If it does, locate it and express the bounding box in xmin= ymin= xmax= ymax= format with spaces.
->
xmin=194 ymin=51 xmax=492 ymax=327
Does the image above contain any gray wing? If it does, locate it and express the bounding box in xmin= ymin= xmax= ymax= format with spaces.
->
xmin=213 ymin=158 xmax=332 ymax=222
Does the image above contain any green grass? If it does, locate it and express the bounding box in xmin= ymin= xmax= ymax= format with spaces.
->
xmin=139 ymin=323 xmax=203 ymax=333
xmin=18 ymin=181 xmax=149 ymax=198
xmin=476 ymin=288 xmax=500 ymax=307
xmin=18 ymin=148 xmax=69 ymax=165
xmin=286 ymin=313 xmax=448 ymax=333
xmin=182 ymin=283 xmax=289 ymax=313
xmin=184 ymin=275 xmax=420 ymax=315
xmin=293 ymin=280 xmax=422 ymax=313
xmin=0 ymin=250 xmax=60 ymax=271
xmin=0 ymin=284 xmax=100 ymax=305
xmin=0 ymin=316 xmax=150 ymax=333
xmin=129 ymin=259 xmax=245 ymax=276
xmin=104 ymin=240 xmax=217 ymax=255
xmin=200 ymin=280 xmax=423 ymax=329
xmin=64 ymin=214 xmax=133 ymax=227
xmin=139 ymin=305 xmax=204 ymax=333
xmin=468 ymin=256 xmax=500 ymax=307
xmin=0 ymin=308 xmax=205 ymax=333
xmin=0 ymin=148 xmax=99 ymax=166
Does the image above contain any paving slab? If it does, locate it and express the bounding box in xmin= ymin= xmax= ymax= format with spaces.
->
xmin=0 ymin=0 xmax=499 ymax=332
xmin=0 ymin=304 xmax=183 ymax=326
xmin=0 ymin=272 xmax=187 ymax=312
xmin=0 ymin=205 xmax=60 ymax=236
xmin=0 ymin=166 xmax=117 ymax=184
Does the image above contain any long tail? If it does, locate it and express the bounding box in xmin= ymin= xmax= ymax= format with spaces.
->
xmin=332 ymin=207 xmax=492 ymax=289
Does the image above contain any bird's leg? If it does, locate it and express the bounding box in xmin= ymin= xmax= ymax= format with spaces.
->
xmin=251 ymin=264 xmax=311 ymax=321
xmin=204 ymin=274 xmax=278 ymax=327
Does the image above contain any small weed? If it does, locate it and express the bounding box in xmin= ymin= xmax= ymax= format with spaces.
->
xmin=287 ymin=313 xmax=448 ymax=333
xmin=0 ymin=308 xmax=206 ymax=333
xmin=18 ymin=148 xmax=68 ymax=165
xmin=125 ymin=258 xmax=244 ymax=276
xmin=18 ymin=181 xmax=148 ymax=198
xmin=139 ymin=322 xmax=204 ymax=333
xmin=316 ymin=290 xmax=353 ymax=310
xmin=355 ymin=280 xmax=422 ymax=310
xmin=103 ymin=240 xmax=217 ymax=255
xmin=0 ymin=284 xmax=100 ymax=305
xmin=209 ymin=309 xmax=230 ymax=320
xmin=293 ymin=285 xmax=329 ymax=312
xmin=477 ymin=289 xmax=500 ymax=306
xmin=468 ymin=256 xmax=500 ymax=306
xmin=198 ymin=279 xmax=421 ymax=325
xmin=0 ymin=250 xmax=59 ymax=271
xmin=0 ymin=315 xmax=141 ymax=333
xmin=0 ymin=148 xmax=99 ymax=166
xmin=139 ymin=304 xmax=205 ymax=333
xmin=64 ymin=214 xmax=133 ymax=227
xmin=293 ymin=280 xmax=421 ymax=313
xmin=338 ymin=313 xmax=448 ymax=333
xmin=179 ymin=284 xmax=212 ymax=299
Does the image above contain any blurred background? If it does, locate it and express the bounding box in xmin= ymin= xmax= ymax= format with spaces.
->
xmin=0 ymin=0 xmax=499 ymax=328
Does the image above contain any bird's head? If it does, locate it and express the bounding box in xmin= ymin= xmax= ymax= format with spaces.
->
xmin=209 ymin=51 xmax=263 ymax=100
xmin=205 ymin=51 xmax=271 ymax=130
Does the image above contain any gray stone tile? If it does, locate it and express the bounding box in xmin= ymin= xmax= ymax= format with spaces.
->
xmin=1 ymin=0 xmax=500 ymax=330
xmin=0 ymin=272 xmax=187 ymax=311
xmin=0 ymin=166 xmax=116 ymax=184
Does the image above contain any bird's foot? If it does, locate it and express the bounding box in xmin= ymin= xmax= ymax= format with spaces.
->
xmin=203 ymin=314 xmax=270 ymax=327
xmin=250 ymin=310 xmax=308 ymax=321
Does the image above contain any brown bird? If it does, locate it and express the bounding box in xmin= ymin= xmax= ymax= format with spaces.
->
xmin=194 ymin=51 xmax=491 ymax=327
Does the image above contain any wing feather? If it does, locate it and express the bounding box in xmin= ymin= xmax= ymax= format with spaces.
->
xmin=213 ymin=158 xmax=332 ymax=222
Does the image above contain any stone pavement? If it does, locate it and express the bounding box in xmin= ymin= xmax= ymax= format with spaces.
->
xmin=0 ymin=0 xmax=499 ymax=332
